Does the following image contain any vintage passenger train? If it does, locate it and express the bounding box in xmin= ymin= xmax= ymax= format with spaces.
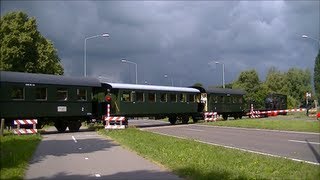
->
xmin=0 ymin=71 xmax=283 ymax=132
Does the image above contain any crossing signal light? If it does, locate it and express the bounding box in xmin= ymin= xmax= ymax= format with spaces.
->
xmin=105 ymin=96 xmax=111 ymax=102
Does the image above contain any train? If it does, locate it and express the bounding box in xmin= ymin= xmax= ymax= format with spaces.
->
xmin=0 ymin=71 xmax=284 ymax=132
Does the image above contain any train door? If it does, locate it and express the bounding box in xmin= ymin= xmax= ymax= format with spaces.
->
xmin=201 ymin=93 xmax=208 ymax=112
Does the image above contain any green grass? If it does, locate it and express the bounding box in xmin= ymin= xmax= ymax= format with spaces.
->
xmin=100 ymin=128 xmax=320 ymax=180
xmin=203 ymin=116 xmax=320 ymax=133
xmin=0 ymin=134 xmax=41 ymax=180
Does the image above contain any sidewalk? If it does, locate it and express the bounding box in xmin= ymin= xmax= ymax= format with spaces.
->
xmin=25 ymin=130 xmax=182 ymax=179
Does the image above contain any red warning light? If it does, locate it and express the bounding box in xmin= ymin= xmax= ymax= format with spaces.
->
xmin=105 ymin=96 xmax=111 ymax=102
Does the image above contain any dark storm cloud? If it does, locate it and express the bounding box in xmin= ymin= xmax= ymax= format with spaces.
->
xmin=1 ymin=1 xmax=319 ymax=87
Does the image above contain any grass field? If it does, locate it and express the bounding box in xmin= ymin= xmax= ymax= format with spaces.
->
xmin=100 ymin=128 xmax=320 ymax=180
xmin=203 ymin=112 xmax=320 ymax=133
xmin=0 ymin=132 xmax=41 ymax=180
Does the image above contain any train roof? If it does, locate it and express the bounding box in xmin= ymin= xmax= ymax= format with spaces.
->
xmin=0 ymin=71 xmax=101 ymax=87
xmin=206 ymin=87 xmax=246 ymax=95
xmin=102 ymin=82 xmax=200 ymax=93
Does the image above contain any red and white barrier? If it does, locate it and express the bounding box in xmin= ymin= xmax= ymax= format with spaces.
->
xmin=13 ymin=119 xmax=38 ymax=135
xmin=204 ymin=112 xmax=217 ymax=122
xmin=104 ymin=104 xmax=126 ymax=129
xmin=249 ymin=103 xmax=307 ymax=118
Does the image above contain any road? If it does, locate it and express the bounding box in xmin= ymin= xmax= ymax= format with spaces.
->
xmin=139 ymin=122 xmax=320 ymax=165
xmin=25 ymin=130 xmax=181 ymax=180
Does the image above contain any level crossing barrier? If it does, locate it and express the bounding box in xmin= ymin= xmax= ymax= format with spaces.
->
xmin=13 ymin=119 xmax=38 ymax=135
xmin=104 ymin=104 xmax=126 ymax=129
xmin=204 ymin=112 xmax=217 ymax=122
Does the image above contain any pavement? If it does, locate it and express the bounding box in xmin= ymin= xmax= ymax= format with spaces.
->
xmin=25 ymin=130 xmax=182 ymax=180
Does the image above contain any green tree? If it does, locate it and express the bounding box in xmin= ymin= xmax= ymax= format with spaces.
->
xmin=193 ymin=83 xmax=203 ymax=87
xmin=282 ymin=68 xmax=312 ymax=107
xmin=0 ymin=11 xmax=63 ymax=74
xmin=314 ymin=50 xmax=320 ymax=102
xmin=232 ymin=69 xmax=266 ymax=108
xmin=265 ymin=67 xmax=286 ymax=94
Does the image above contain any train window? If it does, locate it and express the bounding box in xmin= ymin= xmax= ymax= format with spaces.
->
xmin=122 ymin=91 xmax=132 ymax=102
xmin=170 ymin=94 xmax=177 ymax=102
xmin=11 ymin=87 xmax=24 ymax=100
xmin=160 ymin=93 xmax=167 ymax=102
xmin=136 ymin=92 xmax=144 ymax=102
xmin=179 ymin=94 xmax=186 ymax=102
xmin=36 ymin=87 xmax=47 ymax=100
xmin=77 ymin=89 xmax=87 ymax=101
xmin=148 ymin=93 xmax=156 ymax=102
xmin=211 ymin=96 xmax=218 ymax=103
xmin=57 ymin=88 xmax=68 ymax=101
xmin=239 ymin=97 xmax=243 ymax=103
xmin=189 ymin=94 xmax=195 ymax=102
xmin=219 ymin=96 xmax=224 ymax=103
xmin=227 ymin=96 xmax=231 ymax=103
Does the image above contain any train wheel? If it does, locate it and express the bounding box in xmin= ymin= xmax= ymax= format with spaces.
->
xmin=68 ymin=121 xmax=81 ymax=132
xmin=222 ymin=114 xmax=228 ymax=120
xmin=234 ymin=114 xmax=239 ymax=120
xmin=169 ymin=116 xmax=177 ymax=125
xmin=54 ymin=121 xmax=67 ymax=133
xmin=182 ymin=115 xmax=189 ymax=124
xmin=192 ymin=116 xmax=199 ymax=123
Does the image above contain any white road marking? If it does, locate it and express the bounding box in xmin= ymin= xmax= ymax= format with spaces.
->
xmin=72 ymin=136 xmax=77 ymax=143
xmin=288 ymin=140 xmax=320 ymax=145
xmin=184 ymin=128 xmax=204 ymax=132
xmin=78 ymin=148 xmax=82 ymax=150
xmin=85 ymin=157 xmax=89 ymax=160
xmin=147 ymin=131 xmax=320 ymax=165
xmin=95 ymin=174 xmax=101 ymax=177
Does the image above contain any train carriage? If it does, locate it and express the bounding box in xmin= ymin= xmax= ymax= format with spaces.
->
xmin=0 ymin=71 xmax=101 ymax=132
xmin=206 ymin=87 xmax=246 ymax=120
xmin=96 ymin=82 xmax=202 ymax=125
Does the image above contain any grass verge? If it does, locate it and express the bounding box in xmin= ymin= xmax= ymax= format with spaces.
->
xmin=99 ymin=128 xmax=320 ymax=180
xmin=203 ymin=118 xmax=320 ymax=133
xmin=0 ymin=133 xmax=41 ymax=179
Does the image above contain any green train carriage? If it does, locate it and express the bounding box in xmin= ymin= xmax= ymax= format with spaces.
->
xmin=95 ymin=83 xmax=202 ymax=125
xmin=0 ymin=71 xmax=101 ymax=132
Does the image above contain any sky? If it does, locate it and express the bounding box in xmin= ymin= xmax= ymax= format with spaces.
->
xmin=1 ymin=0 xmax=319 ymax=87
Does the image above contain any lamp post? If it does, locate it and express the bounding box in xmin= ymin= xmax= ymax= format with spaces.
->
xmin=121 ymin=58 xmax=138 ymax=84
xmin=302 ymin=35 xmax=320 ymax=47
xmin=215 ymin=61 xmax=225 ymax=88
xmin=164 ymin=74 xmax=174 ymax=86
xmin=84 ymin=33 xmax=109 ymax=77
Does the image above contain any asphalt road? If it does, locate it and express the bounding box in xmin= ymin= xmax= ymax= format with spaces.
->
xmin=25 ymin=130 xmax=181 ymax=180
xmin=141 ymin=123 xmax=320 ymax=165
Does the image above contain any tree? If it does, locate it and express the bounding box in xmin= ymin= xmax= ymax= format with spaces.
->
xmin=265 ymin=67 xmax=286 ymax=94
xmin=314 ymin=49 xmax=320 ymax=102
xmin=282 ymin=68 xmax=312 ymax=107
xmin=193 ymin=83 xmax=203 ymax=87
xmin=232 ymin=69 xmax=265 ymax=108
xmin=0 ymin=11 xmax=63 ymax=75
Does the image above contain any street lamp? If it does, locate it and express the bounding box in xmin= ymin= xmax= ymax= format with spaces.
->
xmin=215 ymin=61 xmax=225 ymax=88
xmin=302 ymin=34 xmax=320 ymax=47
xmin=121 ymin=58 xmax=138 ymax=84
xmin=164 ymin=74 xmax=174 ymax=86
xmin=84 ymin=33 xmax=109 ymax=77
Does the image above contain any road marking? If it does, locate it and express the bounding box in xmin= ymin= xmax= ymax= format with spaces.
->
xmin=78 ymin=148 xmax=82 ymax=150
xmin=147 ymin=131 xmax=320 ymax=165
xmin=85 ymin=157 xmax=89 ymax=160
xmin=72 ymin=136 xmax=77 ymax=143
xmin=288 ymin=140 xmax=320 ymax=145
xmin=95 ymin=174 xmax=101 ymax=177
xmin=184 ymin=128 xmax=204 ymax=132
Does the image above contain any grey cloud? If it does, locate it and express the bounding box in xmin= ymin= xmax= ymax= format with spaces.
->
xmin=1 ymin=1 xmax=319 ymax=87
